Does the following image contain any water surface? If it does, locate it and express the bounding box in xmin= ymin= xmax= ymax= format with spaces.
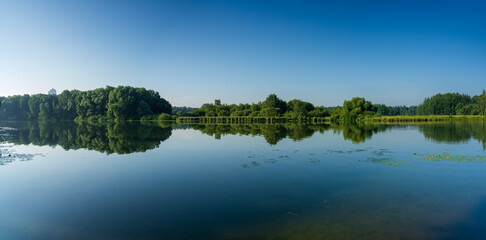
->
xmin=1 ymin=121 xmax=486 ymax=240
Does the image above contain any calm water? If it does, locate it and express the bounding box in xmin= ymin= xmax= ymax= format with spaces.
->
xmin=1 ymin=121 xmax=486 ymax=240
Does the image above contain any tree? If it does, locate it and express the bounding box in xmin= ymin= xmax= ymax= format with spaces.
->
xmin=417 ymin=93 xmax=471 ymax=115
xmin=286 ymin=99 xmax=314 ymax=117
xmin=479 ymin=89 xmax=486 ymax=115
xmin=0 ymin=86 xmax=172 ymax=121
xmin=342 ymin=97 xmax=373 ymax=115
xmin=262 ymin=94 xmax=286 ymax=114
xmin=260 ymin=107 xmax=280 ymax=117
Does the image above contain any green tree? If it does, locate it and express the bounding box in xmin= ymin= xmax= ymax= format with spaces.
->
xmin=262 ymin=94 xmax=286 ymax=114
xmin=286 ymin=99 xmax=314 ymax=117
xmin=417 ymin=93 xmax=471 ymax=115
xmin=260 ymin=107 xmax=280 ymax=117
xmin=478 ymin=89 xmax=486 ymax=115
xmin=342 ymin=97 xmax=373 ymax=115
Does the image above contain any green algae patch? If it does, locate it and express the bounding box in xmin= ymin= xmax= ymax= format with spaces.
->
xmin=416 ymin=152 xmax=486 ymax=162
xmin=366 ymin=157 xmax=407 ymax=166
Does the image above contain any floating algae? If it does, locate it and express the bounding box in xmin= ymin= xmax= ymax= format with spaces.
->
xmin=251 ymin=161 xmax=261 ymax=166
xmin=416 ymin=152 xmax=486 ymax=163
xmin=366 ymin=157 xmax=407 ymax=166
xmin=326 ymin=147 xmax=373 ymax=154
xmin=371 ymin=149 xmax=394 ymax=156
xmin=348 ymin=148 xmax=372 ymax=153
xmin=326 ymin=150 xmax=346 ymax=154
xmin=264 ymin=158 xmax=278 ymax=164
xmin=0 ymin=144 xmax=46 ymax=166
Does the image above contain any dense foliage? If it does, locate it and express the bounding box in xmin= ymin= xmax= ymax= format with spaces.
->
xmin=0 ymin=86 xmax=171 ymax=121
xmin=172 ymin=106 xmax=199 ymax=116
xmin=190 ymin=94 xmax=331 ymax=119
xmin=183 ymin=94 xmax=426 ymax=123
xmin=330 ymin=97 xmax=376 ymax=123
xmin=2 ymin=88 xmax=485 ymax=123
xmin=373 ymin=105 xmax=417 ymax=116
xmin=417 ymin=91 xmax=486 ymax=115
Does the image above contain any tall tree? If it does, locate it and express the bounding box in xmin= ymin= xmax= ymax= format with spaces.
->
xmin=262 ymin=94 xmax=287 ymax=114
xmin=479 ymin=89 xmax=486 ymax=115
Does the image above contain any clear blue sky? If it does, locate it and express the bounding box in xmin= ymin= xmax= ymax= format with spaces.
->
xmin=1 ymin=0 xmax=485 ymax=107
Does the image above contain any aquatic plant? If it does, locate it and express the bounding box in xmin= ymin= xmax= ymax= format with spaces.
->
xmin=0 ymin=143 xmax=45 ymax=165
xmin=366 ymin=157 xmax=407 ymax=165
xmin=416 ymin=152 xmax=486 ymax=162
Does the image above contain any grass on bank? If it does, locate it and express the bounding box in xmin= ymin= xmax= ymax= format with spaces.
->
xmin=366 ymin=115 xmax=486 ymax=123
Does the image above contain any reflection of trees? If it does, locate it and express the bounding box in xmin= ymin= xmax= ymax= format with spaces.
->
xmin=191 ymin=123 xmax=427 ymax=145
xmin=191 ymin=124 xmax=290 ymax=144
xmin=0 ymin=121 xmax=172 ymax=154
xmin=3 ymin=121 xmax=485 ymax=150
xmin=418 ymin=122 xmax=486 ymax=149
xmin=192 ymin=124 xmax=331 ymax=145
xmin=191 ymin=124 xmax=324 ymax=144
xmin=331 ymin=124 xmax=375 ymax=144
xmin=470 ymin=123 xmax=486 ymax=150
xmin=329 ymin=124 xmax=396 ymax=144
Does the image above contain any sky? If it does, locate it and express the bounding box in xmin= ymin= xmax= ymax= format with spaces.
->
xmin=1 ymin=0 xmax=485 ymax=107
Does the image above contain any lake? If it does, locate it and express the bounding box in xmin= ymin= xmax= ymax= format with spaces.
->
xmin=1 ymin=121 xmax=486 ymax=240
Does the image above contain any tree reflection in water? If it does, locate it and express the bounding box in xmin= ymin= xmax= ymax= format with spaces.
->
xmin=0 ymin=121 xmax=172 ymax=154
xmin=1 ymin=121 xmax=486 ymax=155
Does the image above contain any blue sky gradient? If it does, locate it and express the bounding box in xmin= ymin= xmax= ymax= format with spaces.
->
xmin=1 ymin=0 xmax=485 ymax=106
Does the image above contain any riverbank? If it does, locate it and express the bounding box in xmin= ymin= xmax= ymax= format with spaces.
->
xmin=366 ymin=115 xmax=486 ymax=123
xmin=175 ymin=116 xmax=331 ymax=124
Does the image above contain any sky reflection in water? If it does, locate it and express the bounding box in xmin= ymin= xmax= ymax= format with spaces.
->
xmin=0 ymin=121 xmax=486 ymax=240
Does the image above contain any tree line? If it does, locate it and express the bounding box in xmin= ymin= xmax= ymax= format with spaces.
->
xmin=183 ymin=91 xmax=486 ymax=121
xmin=417 ymin=91 xmax=486 ymax=115
xmin=189 ymin=94 xmax=332 ymax=119
xmin=0 ymin=86 xmax=172 ymax=121
xmin=1 ymin=87 xmax=485 ymax=122
xmin=184 ymin=94 xmax=419 ymax=123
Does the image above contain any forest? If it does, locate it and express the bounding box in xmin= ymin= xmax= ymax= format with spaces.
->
xmin=185 ymin=95 xmax=417 ymax=119
xmin=417 ymin=91 xmax=486 ymax=115
xmin=1 ymin=87 xmax=485 ymax=123
xmin=182 ymin=90 xmax=486 ymax=123
xmin=176 ymin=95 xmax=418 ymax=124
xmin=0 ymin=86 xmax=171 ymax=121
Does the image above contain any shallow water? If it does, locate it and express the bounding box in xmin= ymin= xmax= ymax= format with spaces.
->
xmin=1 ymin=121 xmax=486 ymax=240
